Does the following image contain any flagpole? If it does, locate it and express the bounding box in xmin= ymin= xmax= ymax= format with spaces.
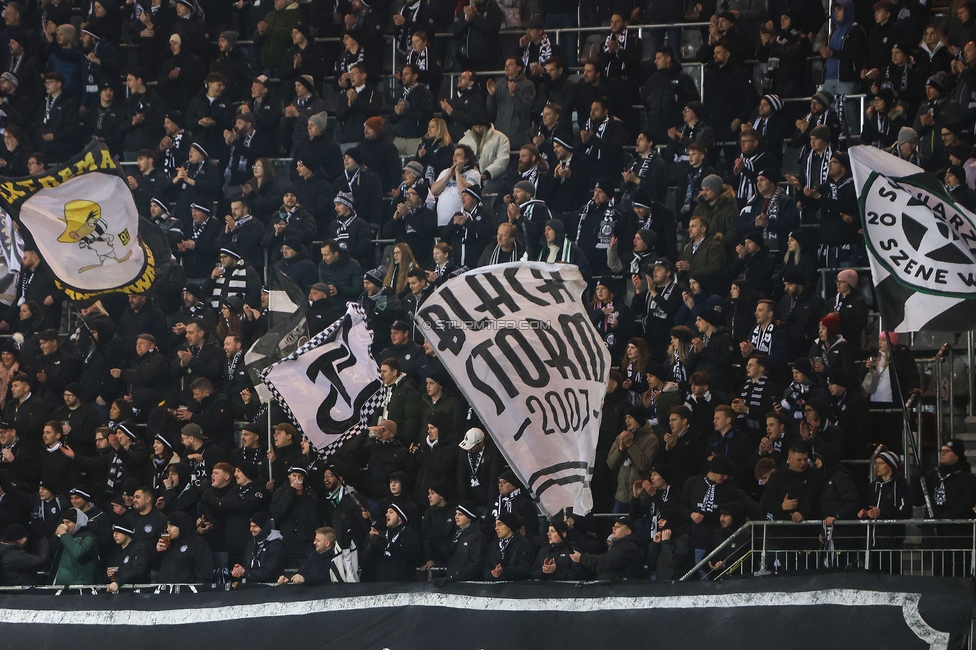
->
xmin=883 ymin=330 xmax=933 ymax=517
xmin=267 ymin=402 xmax=274 ymax=482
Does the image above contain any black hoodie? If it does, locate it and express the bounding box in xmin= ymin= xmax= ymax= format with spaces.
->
xmin=157 ymin=511 xmax=214 ymax=583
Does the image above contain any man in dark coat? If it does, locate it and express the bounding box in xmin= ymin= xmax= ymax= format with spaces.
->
xmin=270 ymin=466 xmax=318 ymax=567
xmin=0 ymin=523 xmax=50 ymax=586
xmin=570 ymin=516 xmax=644 ymax=580
xmin=482 ymin=510 xmax=532 ymax=581
xmin=443 ymin=502 xmax=486 ymax=582
xmin=155 ymin=511 xmax=214 ymax=583
xmin=363 ymin=503 xmax=422 ymax=582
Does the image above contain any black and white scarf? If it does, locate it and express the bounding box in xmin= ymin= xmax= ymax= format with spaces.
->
xmin=576 ymin=198 xmax=615 ymax=250
xmin=737 ymin=152 xmax=761 ymax=202
xmin=519 ymin=164 xmax=539 ymax=188
xmin=164 ymin=130 xmax=184 ymax=175
xmin=522 ymin=34 xmax=552 ymax=69
xmin=750 ymin=322 xmax=775 ymax=354
xmin=738 ymin=375 xmax=768 ymax=431
xmin=671 ymin=349 xmax=688 ymax=386
xmin=698 ymin=477 xmax=717 ymax=513
xmin=406 ymin=45 xmax=429 ymax=71
xmin=467 ymin=449 xmax=484 ymax=487
xmin=210 ymin=260 xmax=250 ymax=308
xmin=805 ymin=145 xmax=832 ymax=190
xmin=603 ymin=29 xmax=631 ymax=73
xmin=584 ymin=116 xmax=610 ymax=159
xmin=107 ymin=452 xmax=123 ymax=496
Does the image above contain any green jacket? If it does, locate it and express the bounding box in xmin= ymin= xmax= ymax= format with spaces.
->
xmin=253 ymin=3 xmax=305 ymax=68
xmin=692 ymin=187 xmax=739 ymax=252
xmin=54 ymin=531 xmax=98 ymax=585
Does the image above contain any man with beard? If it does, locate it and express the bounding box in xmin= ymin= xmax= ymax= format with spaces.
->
xmin=504 ymin=180 xmax=549 ymax=259
xmin=575 ymin=177 xmax=624 ymax=279
xmin=442 ymin=184 xmax=494 ymax=269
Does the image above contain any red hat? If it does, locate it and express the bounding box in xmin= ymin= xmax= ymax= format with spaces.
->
xmin=365 ymin=116 xmax=385 ymax=134
xmin=820 ymin=313 xmax=841 ymax=337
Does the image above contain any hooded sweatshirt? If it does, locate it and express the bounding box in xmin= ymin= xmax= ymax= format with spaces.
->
xmin=242 ymin=518 xmax=285 ymax=581
xmin=157 ymin=511 xmax=214 ymax=583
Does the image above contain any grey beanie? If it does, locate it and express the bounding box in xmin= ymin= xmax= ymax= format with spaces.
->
xmin=701 ymin=174 xmax=723 ymax=194
xmin=308 ymin=111 xmax=329 ymax=132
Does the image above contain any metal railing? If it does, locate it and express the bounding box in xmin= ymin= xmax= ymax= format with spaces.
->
xmin=680 ymin=518 xmax=976 ymax=581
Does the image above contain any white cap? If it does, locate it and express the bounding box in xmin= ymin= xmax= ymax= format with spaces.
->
xmin=459 ymin=427 xmax=485 ymax=451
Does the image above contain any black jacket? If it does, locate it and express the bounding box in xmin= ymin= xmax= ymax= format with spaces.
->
xmin=270 ymin=484 xmax=318 ymax=565
xmin=531 ymin=540 xmax=583 ymax=580
xmin=482 ymin=533 xmax=532 ymax=581
xmin=0 ymin=537 xmax=50 ymax=585
xmin=445 ymin=524 xmax=486 ymax=581
xmin=242 ymin=523 xmax=286 ymax=582
xmin=364 ymin=523 xmax=423 ymax=582
xmin=110 ymin=539 xmax=151 ymax=586
xmin=641 ymin=63 xmax=700 ymax=143
xmin=577 ymin=533 xmax=644 ymax=580
xmin=421 ymin=503 xmax=456 ymax=564
xmin=157 ymin=513 xmax=214 ymax=583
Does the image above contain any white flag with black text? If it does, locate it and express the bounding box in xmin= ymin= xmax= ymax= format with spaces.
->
xmin=415 ymin=262 xmax=611 ymax=517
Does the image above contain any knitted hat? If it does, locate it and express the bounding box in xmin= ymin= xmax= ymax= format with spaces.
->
xmin=552 ymin=135 xmax=574 ymax=151
xmin=836 ymin=268 xmax=859 ymax=288
xmin=880 ymin=331 xmax=899 ymax=346
xmin=709 ymin=455 xmax=735 ymax=475
xmin=743 ymin=230 xmax=765 ymax=247
xmin=698 ymin=308 xmax=723 ymax=327
xmin=812 ymin=90 xmax=834 ymax=108
xmin=671 ymin=326 xmax=694 ymax=345
xmin=364 ymin=266 xmax=386 ymax=287
xmin=64 ymin=382 xmax=82 ymax=397
xmin=345 ymin=147 xmax=364 ymax=165
xmin=897 ymin=126 xmax=919 ymax=147
xmin=685 ymin=100 xmax=704 ymax=118
xmin=219 ymin=247 xmax=241 ymax=260
xmin=250 ymin=511 xmax=271 ymax=528
xmin=635 ymin=228 xmax=656 ymax=249
xmin=190 ymin=142 xmax=209 ymax=158
xmin=190 ymin=202 xmax=211 ymax=215
xmin=948 ymin=165 xmax=967 ymax=184
xmin=333 ymin=190 xmax=355 ymax=210
xmin=219 ymin=30 xmax=237 ymax=47
xmin=820 ymin=313 xmax=841 ymax=337
xmin=456 ymin=501 xmax=479 ymax=520
xmin=403 ymin=160 xmax=424 ymax=177
xmin=949 ymin=142 xmax=973 ymax=162
xmin=296 ymin=74 xmax=316 ymax=94
xmin=831 ymin=150 xmax=850 ymax=171
xmin=0 ymin=72 xmax=17 ymax=88
xmin=945 ymin=438 xmax=967 ymax=458
xmin=389 ymin=502 xmax=409 ymax=524
xmin=112 ymin=523 xmax=135 ymax=536
xmin=645 ymin=364 xmax=668 ymax=382
xmin=594 ymin=176 xmax=617 ymax=194
xmin=495 ymin=510 xmax=519 ymax=531
xmin=701 ymin=174 xmax=723 ymax=194
xmin=429 ymin=479 xmax=452 ymax=500
xmin=237 ymin=462 xmax=260 ymax=481
xmin=793 ymin=357 xmax=813 ymax=378
xmin=3 ymin=524 xmax=27 ymax=542
xmin=364 ymin=116 xmax=385 ymax=134
xmin=809 ymin=124 xmax=831 ymax=141
xmin=462 ymin=184 xmax=482 ymax=202
xmin=878 ymin=450 xmax=900 ymax=470
xmin=927 ymin=71 xmax=948 ymax=94
xmin=757 ymin=168 xmax=780 ymax=184
xmin=308 ymin=111 xmax=328 ymax=132
xmin=761 ymin=93 xmax=783 ymax=112
xmin=625 ymin=404 xmax=648 ymax=426
xmin=513 ymin=180 xmax=536 ymax=196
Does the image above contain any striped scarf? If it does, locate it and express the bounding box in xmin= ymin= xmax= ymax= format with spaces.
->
xmin=210 ymin=261 xmax=250 ymax=308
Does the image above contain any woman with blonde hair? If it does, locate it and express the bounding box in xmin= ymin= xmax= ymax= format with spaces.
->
xmin=417 ymin=118 xmax=455 ymax=183
xmin=384 ymin=242 xmax=418 ymax=296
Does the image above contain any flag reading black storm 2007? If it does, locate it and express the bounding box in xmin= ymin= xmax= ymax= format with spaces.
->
xmin=0 ymin=140 xmax=168 ymax=301
xmin=415 ymin=262 xmax=611 ymax=517
xmin=851 ymin=145 xmax=976 ymax=332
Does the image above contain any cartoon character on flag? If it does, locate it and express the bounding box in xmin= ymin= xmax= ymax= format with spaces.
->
xmin=58 ymin=200 xmax=133 ymax=273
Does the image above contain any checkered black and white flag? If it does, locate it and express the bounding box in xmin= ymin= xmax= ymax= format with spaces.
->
xmin=260 ymin=302 xmax=387 ymax=458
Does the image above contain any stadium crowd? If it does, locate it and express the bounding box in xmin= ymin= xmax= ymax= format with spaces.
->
xmin=0 ymin=0 xmax=970 ymax=587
